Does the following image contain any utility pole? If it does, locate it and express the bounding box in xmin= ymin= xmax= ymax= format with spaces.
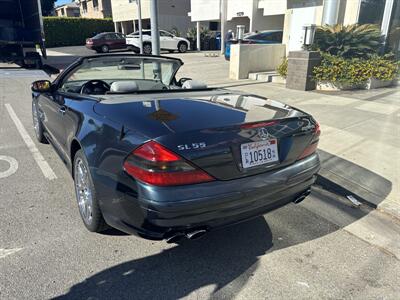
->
xmin=150 ymin=0 xmax=160 ymax=56
xmin=136 ymin=0 xmax=143 ymax=54
xmin=196 ymin=21 xmax=201 ymax=51
xmin=220 ymin=0 xmax=227 ymax=55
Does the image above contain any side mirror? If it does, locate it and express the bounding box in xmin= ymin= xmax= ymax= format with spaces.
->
xmin=178 ymin=77 xmax=192 ymax=86
xmin=31 ymin=80 xmax=52 ymax=93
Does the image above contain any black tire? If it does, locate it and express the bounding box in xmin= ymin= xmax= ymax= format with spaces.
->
xmin=101 ymin=44 xmax=109 ymax=53
xmin=24 ymin=52 xmax=42 ymax=69
xmin=143 ymin=43 xmax=152 ymax=55
xmin=32 ymin=101 xmax=47 ymax=143
xmin=73 ymin=149 xmax=108 ymax=233
xmin=178 ymin=42 xmax=188 ymax=53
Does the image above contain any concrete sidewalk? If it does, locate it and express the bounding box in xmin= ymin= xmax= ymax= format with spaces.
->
xmin=231 ymin=83 xmax=400 ymax=219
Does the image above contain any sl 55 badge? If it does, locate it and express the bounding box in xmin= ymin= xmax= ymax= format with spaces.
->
xmin=177 ymin=142 xmax=206 ymax=151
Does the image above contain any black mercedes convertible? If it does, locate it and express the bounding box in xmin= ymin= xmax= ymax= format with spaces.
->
xmin=31 ymin=54 xmax=320 ymax=242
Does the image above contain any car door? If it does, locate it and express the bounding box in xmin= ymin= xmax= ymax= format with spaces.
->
xmin=160 ymin=31 xmax=176 ymax=49
xmin=115 ymin=33 xmax=127 ymax=49
xmin=37 ymin=91 xmax=69 ymax=158
xmin=105 ymin=33 xmax=117 ymax=49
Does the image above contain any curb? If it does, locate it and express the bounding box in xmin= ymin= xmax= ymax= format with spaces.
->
xmin=315 ymin=174 xmax=377 ymax=209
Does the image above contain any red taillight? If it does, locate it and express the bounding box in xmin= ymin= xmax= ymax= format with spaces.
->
xmin=298 ymin=122 xmax=321 ymax=160
xmin=123 ymin=141 xmax=214 ymax=186
xmin=133 ymin=141 xmax=180 ymax=162
xmin=240 ymin=121 xmax=277 ymax=129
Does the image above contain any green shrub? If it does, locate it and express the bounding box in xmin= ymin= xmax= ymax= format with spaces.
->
xmin=186 ymin=26 xmax=211 ymax=39
xmin=276 ymin=58 xmax=288 ymax=78
xmin=366 ymin=55 xmax=400 ymax=81
xmin=44 ymin=17 xmax=114 ymax=47
xmin=313 ymin=53 xmax=400 ymax=86
xmin=309 ymin=24 xmax=384 ymax=59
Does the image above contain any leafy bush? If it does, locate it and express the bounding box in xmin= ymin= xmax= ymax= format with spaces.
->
xmin=44 ymin=17 xmax=114 ymax=47
xmin=186 ymin=26 xmax=211 ymax=39
xmin=170 ymin=27 xmax=181 ymax=37
xmin=309 ymin=24 xmax=384 ymax=59
xmin=276 ymin=58 xmax=288 ymax=78
xmin=313 ymin=53 xmax=400 ymax=86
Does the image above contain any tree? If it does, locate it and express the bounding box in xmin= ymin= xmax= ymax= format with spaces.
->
xmin=41 ymin=0 xmax=56 ymax=16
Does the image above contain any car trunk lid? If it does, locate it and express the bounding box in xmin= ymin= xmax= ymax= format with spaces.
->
xmin=94 ymin=90 xmax=318 ymax=180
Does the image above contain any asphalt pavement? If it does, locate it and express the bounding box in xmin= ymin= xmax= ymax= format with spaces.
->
xmin=1 ymin=50 xmax=400 ymax=299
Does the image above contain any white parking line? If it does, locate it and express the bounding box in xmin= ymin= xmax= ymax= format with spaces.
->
xmin=0 ymin=155 xmax=18 ymax=178
xmin=5 ymin=103 xmax=57 ymax=180
xmin=0 ymin=248 xmax=23 ymax=259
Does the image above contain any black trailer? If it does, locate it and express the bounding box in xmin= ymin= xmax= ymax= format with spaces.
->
xmin=0 ymin=0 xmax=46 ymax=68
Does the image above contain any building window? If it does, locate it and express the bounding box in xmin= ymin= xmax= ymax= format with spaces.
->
xmin=61 ymin=8 xmax=65 ymax=16
xmin=358 ymin=0 xmax=387 ymax=27
xmin=209 ymin=22 xmax=219 ymax=31
xmin=93 ymin=0 xmax=99 ymax=11
xmin=82 ymin=1 xmax=87 ymax=13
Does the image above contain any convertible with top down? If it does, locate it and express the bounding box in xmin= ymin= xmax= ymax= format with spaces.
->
xmin=31 ymin=54 xmax=321 ymax=242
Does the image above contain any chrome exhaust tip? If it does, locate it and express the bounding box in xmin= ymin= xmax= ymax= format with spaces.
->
xmin=293 ymin=189 xmax=311 ymax=204
xmin=166 ymin=233 xmax=185 ymax=244
xmin=186 ymin=229 xmax=207 ymax=240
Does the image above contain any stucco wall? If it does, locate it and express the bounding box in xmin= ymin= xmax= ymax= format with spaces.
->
xmin=251 ymin=7 xmax=284 ymax=32
xmin=190 ymin=0 xmax=221 ymax=22
xmin=226 ymin=0 xmax=254 ymax=21
xmin=112 ymin=0 xmax=191 ymax=33
xmin=343 ymin=0 xmax=361 ymax=25
xmin=229 ymin=43 xmax=286 ymax=79
xmin=258 ymin=0 xmax=287 ymax=16
xmin=80 ymin=0 xmax=112 ymax=19
xmin=112 ymin=0 xmax=150 ymax=22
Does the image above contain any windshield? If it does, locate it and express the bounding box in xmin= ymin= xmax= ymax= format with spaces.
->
xmin=60 ymin=56 xmax=182 ymax=94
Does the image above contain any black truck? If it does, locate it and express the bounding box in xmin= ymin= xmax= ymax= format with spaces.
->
xmin=0 ymin=0 xmax=46 ymax=68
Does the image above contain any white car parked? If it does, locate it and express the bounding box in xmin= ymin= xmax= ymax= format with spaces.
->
xmin=126 ymin=30 xmax=190 ymax=54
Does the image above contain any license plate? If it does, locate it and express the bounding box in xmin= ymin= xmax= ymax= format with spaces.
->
xmin=241 ymin=139 xmax=279 ymax=169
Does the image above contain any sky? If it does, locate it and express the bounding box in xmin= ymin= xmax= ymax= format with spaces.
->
xmin=56 ymin=0 xmax=73 ymax=5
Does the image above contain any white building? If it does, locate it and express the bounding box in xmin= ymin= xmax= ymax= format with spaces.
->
xmin=190 ymin=0 xmax=400 ymax=55
xmin=112 ymin=0 xmax=191 ymax=36
xmin=190 ymin=0 xmax=284 ymax=34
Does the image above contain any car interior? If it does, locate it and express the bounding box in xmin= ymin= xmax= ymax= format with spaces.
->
xmin=58 ymin=56 xmax=208 ymax=95
xmin=60 ymin=78 xmax=208 ymax=95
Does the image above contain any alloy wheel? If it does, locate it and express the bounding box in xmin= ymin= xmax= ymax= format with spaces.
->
xmin=179 ymin=43 xmax=187 ymax=53
xmin=101 ymin=45 xmax=109 ymax=53
xmin=143 ymin=44 xmax=152 ymax=54
xmin=74 ymin=158 xmax=93 ymax=225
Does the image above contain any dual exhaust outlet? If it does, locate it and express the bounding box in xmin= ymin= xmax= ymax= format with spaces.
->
xmin=166 ymin=229 xmax=207 ymax=244
xmin=166 ymin=189 xmax=311 ymax=243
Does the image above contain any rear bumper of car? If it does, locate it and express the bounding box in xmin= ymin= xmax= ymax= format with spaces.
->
xmin=98 ymin=153 xmax=320 ymax=239
xmin=85 ymin=44 xmax=96 ymax=50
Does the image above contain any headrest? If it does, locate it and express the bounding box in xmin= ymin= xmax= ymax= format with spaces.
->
xmin=110 ymin=81 xmax=139 ymax=93
xmin=182 ymin=80 xmax=207 ymax=89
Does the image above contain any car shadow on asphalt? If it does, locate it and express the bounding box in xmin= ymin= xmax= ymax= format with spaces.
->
xmin=53 ymin=217 xmax=274 ymax=300
xmin=53 ymin=187 xmax=374 ymax=300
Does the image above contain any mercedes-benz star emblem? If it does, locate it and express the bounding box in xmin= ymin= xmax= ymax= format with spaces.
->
xmin=257 ymin=128 xmax=271 ymax=140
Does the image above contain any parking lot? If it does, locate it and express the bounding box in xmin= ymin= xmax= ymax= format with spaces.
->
xmin=1 ymin=48 xmax=400 ymax=299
